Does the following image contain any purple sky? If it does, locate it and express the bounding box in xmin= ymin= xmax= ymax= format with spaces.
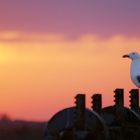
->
xmin=0 ymin=0 xmax=140 ymax=120
xmin=0 ymin=0 xmax=140 ymax=37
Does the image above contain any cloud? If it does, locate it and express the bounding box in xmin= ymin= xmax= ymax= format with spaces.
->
xmin=0 ymin=31 xmax=65 ymax=42
xmin=0 ymin=31 xmax=140 ymax=64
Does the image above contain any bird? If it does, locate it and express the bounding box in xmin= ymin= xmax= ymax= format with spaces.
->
xmin=123 ymin=52 xmax=140 ymax=88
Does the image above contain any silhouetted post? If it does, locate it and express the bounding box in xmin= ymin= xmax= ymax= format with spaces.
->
xmin=114 ymin=88 xmax=124 ymax=107
xmin=114 ymin=89 xmax=124 ymax=123
xmin=129 ymin=89 xmax=139 ymax=111
xmin=74 ymin=94 xmax=85 ymax=130
xmin=91 ymin=94 xmax=102 ymax=114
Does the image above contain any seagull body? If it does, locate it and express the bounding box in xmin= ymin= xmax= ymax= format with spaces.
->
xmin=131 ymin=58 xmax=140 ymax=87
xmin=123 ymin=52 xmax=140 ymax=88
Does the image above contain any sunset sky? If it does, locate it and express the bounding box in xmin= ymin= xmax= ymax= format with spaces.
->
xmin=0 ymin=0 xmax=140 ymax=121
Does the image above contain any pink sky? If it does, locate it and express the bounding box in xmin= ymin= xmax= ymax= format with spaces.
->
xmin=0 ymin=1 xmax=140 ymax=121
xmin=0 ymin=32 xmax=139 ymax=121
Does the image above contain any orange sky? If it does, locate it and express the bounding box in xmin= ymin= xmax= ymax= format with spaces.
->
xmin=0 ymin=31 xmax=139 ymax=121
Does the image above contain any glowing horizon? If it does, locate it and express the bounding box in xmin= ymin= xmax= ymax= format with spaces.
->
xmin=0 ymin=31 xmax=139 ymax=121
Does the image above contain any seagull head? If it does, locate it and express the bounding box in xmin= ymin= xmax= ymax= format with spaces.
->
xmin=123 ymin=52 xmax=140 ymax=60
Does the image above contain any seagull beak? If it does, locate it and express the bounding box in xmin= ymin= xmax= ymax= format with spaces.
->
xmin=122 ymin=54 xmax=130 ymax=58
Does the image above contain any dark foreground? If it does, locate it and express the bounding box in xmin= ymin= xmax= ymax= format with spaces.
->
xmin=0 ymin=118 xmax=46 ymax=140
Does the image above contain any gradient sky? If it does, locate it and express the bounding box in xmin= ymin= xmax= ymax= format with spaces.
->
xmin=0 ymin=0 xmax=140 ymax=121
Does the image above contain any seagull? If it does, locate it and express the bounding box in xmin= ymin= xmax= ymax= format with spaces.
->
xmin=123 ymin=52 xmax=140 ymax=88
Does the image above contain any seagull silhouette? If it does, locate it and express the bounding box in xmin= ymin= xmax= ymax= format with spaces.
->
xmin=123 ymin=52 xmax=140 ymax=88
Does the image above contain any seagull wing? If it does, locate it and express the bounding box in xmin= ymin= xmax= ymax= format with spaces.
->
xmin=136 ymin=75 xmax=140 ymax=83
